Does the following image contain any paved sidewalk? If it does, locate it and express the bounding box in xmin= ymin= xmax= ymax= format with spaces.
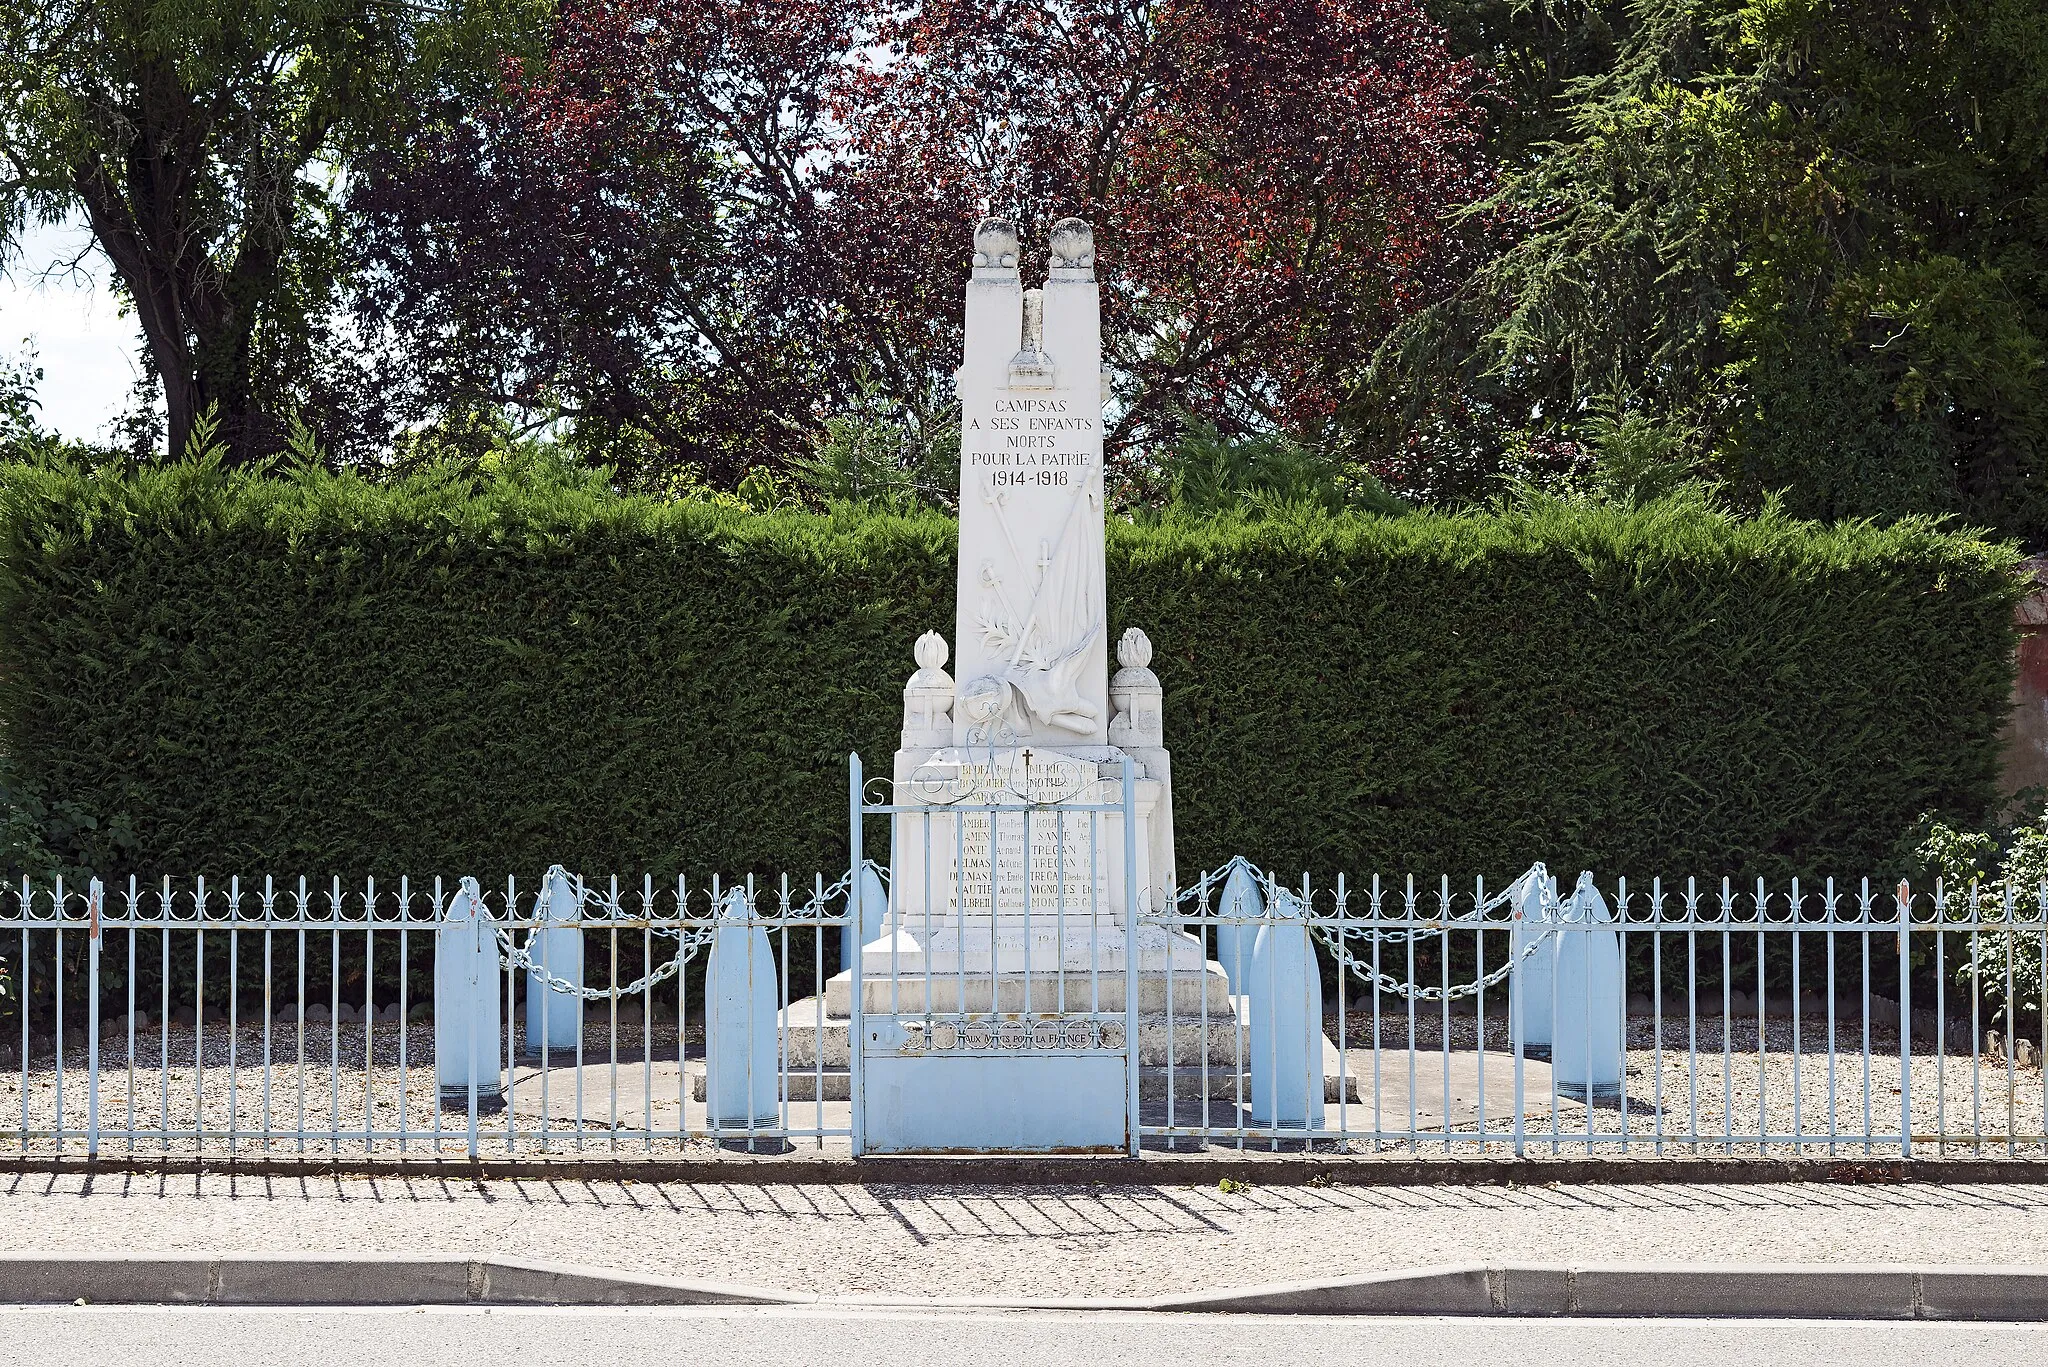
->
xmin=6 ymin=1174 xmax=2048 ymax=1299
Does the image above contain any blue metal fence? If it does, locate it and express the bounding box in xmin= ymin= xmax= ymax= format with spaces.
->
xmin=1 ymin=866 xmax=2041 ymax=1158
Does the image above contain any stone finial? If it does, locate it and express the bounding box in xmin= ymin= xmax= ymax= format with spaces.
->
xmin=1116 ymin=626 xmax=1152 ymax=670
xmin=1048 ymin=218 xmax=1095 ymax=278
xmin=972 ymin=217 xmax=1021 ymax=277
xmin=1108 ymin=627 xmax=1163 ymax=747
xmin=902 ymin=632 xmax=955 ymax=749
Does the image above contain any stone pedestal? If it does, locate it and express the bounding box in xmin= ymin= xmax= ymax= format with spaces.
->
xmin=885 ymin=744 xmax=1179 ymax=926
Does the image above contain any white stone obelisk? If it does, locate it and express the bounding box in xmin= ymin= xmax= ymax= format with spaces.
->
xmin=952 ymin=217 xmax=1109 ymax=747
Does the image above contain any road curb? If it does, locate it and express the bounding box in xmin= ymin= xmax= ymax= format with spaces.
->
xmin=8 ymin=1255 xmax=2048 ymax=1319
xmin=1145 ymin=1263 xmax=2048 ymax=1318
xmin=7 ymin=1153 xmax=2048 ymax=1186
xmin=0 ymin=1254 xmax=811 ymax=1308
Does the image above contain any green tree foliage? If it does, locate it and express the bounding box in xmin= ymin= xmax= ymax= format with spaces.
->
xmin=1462 ymin=0 xmax=2048 ymax=537
xmin=1143 ymin=419 xmax=1409 ymax=518
xmin=0 ymin=341 xmax=123 ymax=467
xmin=1426 ymin=0 xmax=1633 ymax=164
xmin=0 ymin=0 xmax=541 ymax=462
xmin=1331 ymin=2 xmax=1631 ymax=502
xmin=786 ymin=370 xmax=961 ymax=512
xmin=6 ymin=0 xmax=2043 ymax=539
xmin=0 ymin=459 xmax=2019 ymax=885
xmin=0 ymin=346 xmax=51 ymax=463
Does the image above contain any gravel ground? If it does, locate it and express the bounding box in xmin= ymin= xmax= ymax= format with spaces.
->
xmin=4 ymin=1016 xmax=2043 ymax=1157
xmin=6 ymin=1173 xmax=2048 ymax=1298
xmin=1333 ymin=1014 xmax=2048 ymax=1155
xmin=2 ymin=1023 xmax=709 ymax=1158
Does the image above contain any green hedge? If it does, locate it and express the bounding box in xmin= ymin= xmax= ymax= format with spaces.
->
xmin=0 ymin=460 xmax=2026 ymax=886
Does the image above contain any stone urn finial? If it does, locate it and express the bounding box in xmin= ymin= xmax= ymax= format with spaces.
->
xmin=1109 ymin=628 xmax=1163 ymax=748
xmin=1116 ymin=626 xmax=1152 ymax=670
xmin=972 ymin=218 xmax=1020 ymax=276
xmin=1048 ymin=219 xmax=1095 ymax=279
xmin=902 ymin=631 xmax=955 ymax=749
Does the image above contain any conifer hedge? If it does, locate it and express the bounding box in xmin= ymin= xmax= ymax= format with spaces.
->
xmin=0 ymin=460 xmax=2026 ymax=886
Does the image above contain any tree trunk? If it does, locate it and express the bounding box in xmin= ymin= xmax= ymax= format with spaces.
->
xmin=161 ymin=369 xmax=203 ymax=461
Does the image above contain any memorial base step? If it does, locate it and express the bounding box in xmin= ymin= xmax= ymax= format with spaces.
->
xmin=823 ymin=964 xmax=1231 ymax=1015
xmin=689 ymin=1060 xmax=1360 ymax=1104
xmin=778 ymin=1003 xmax=1251 ymax=1068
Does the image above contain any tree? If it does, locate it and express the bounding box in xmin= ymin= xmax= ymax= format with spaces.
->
xmin=352 ymin=0 xmax=873 ymax=486
xmin=354 ymin=0 xmax=1494 ymax=488
xmin=0 ymin=0 xmax=537 ymax=462
xmin=836 ymin=0 xmax=1495 ymax=467
xmin=1467 ymin=0 xmax=2048 ymax=538
xmin=1424 ymin=0 xmax=1632 ymax=166
xmin=1317 ymin=0 xmax=1630 ymax=504
xmin=0 ymin=343 xmax=55 ymax=462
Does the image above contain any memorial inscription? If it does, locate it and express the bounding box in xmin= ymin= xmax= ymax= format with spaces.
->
xmin=968 ymin=397 xmax=1096 ymax=489
xmin=885 ymin=214 xmax=1179 ymax=937
xmin=943 ymin=809 xmax=1110 ymax=917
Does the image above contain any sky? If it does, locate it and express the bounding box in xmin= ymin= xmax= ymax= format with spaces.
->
xmin=0 ymin=220 xmax=143 ymax=442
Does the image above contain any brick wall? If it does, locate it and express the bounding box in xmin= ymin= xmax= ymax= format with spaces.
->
xmin=2001 ymin=557 xmax=2048 ymax=796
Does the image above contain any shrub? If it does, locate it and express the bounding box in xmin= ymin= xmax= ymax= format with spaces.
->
xmin=1900 ymin=797 xmax=2048 ymax=1029
xmin=0 ymin=461 xmax=2024 ymax=889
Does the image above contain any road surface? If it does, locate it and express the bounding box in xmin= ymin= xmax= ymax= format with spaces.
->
xmin=5 ymin=1304 xmax=2044 ymax=1367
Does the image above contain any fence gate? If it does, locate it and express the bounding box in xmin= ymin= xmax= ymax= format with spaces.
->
xmin=850 ymin=751 xmax=1142 ymax=1155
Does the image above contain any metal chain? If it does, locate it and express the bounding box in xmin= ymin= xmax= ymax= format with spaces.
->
xmin=487 ymin=918 xmax=707 ymax=1002
xmin=1175 ymin=859 xmax=1521 ymax=946
xmin=475 ymin=864 xmax=873 ymax=1003
xmin=1316 ymin=874 xmax=1591 ymax=1001
xmin=1314 ymin=918 xmax=1558 ymax=1003
xmin=1175 ymin=857 xmax=1575 ymax=1004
